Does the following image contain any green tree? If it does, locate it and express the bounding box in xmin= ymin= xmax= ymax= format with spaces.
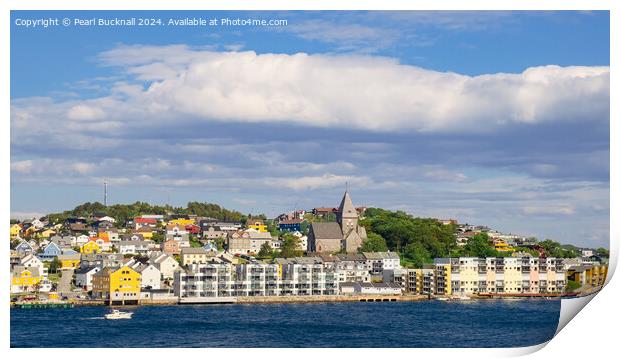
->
xmin=279 ymin=233 xmax=302 ymax=258
xmin=49 ymin=256 xmax=60 ymax=274
xmin=151 ymin=232 xmax=164 ymax=244
xmin=359 ymin=232 xmax=388 ymax=252
xmin=403 ymin=242 xmax=432 ymax=268
xmin=461 ymin=233 xmax=497 ymax=257
xmin=257 ymin=242 xmax=274 ymax=258
xmin=566 ymin=280 xmax=581 ymax=292
xmin=596 ymin=247 xmax=610 ymax=257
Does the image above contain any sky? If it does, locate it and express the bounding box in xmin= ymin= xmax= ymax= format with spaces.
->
xmin=10 ymin=10 xmax=610 ymax=248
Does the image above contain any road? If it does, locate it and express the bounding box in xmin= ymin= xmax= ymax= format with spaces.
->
xmin=58 ymin=269 xmax=74 ymax=294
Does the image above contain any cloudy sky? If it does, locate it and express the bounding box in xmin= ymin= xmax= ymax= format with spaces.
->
xmin=10 ymin=11 xmax=609 ymax=248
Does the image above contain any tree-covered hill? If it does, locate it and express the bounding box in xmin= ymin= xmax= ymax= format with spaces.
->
xmin=45 ymin=201 xmax=255 ymax=225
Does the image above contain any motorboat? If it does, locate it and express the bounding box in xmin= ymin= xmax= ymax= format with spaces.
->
xmin=105 ymin=309 xmax=133 ymax=319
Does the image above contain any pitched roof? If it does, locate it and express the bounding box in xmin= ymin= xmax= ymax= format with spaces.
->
xmin=310 ymin=222 xmax=342 ymax=240
xmin=181 ymin=247 xmax=208 ymax=255
xmin=58 ymin=253 xmax=81 ymax=261
xmin=279 ymin=219 xmax=304 ymax=225
xmin=338 ymin=191 xmax=358 ymax=220
xmin=336 ymin=253 xmax=366 ymax=262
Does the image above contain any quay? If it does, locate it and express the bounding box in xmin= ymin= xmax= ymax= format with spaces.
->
xmin=236 ymin=294 xmax=426 ymax=304
xmin=477 ymin=292 xmax=578 ymax=298
xmin=13 ymin=302 xmax=74 ymax=309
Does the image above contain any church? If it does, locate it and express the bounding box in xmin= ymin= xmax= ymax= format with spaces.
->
xmin=308 ymin=191 xmax=367 ymax=253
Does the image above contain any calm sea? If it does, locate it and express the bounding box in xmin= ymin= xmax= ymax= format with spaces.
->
xmin=10 ymin=299 xmax=560 ymax=348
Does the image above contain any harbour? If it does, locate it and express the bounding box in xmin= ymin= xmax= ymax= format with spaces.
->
xmin=11 ymin=299 xmax=561 ymax=348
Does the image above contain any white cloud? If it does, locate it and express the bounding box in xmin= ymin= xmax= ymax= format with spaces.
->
xmin=12 ymin=46 xmax=609 ymax=138
xmin=67 ymin=104 xmax=106 ymax=121
xmin=521 ymin=205 xmax=575 ymax=216
xmin=11 ymin=211 xmax=46 ymax=220
xmin=92 ymin=46 xmax=608 ymax=133
xmin=11 ymin=160 xmax=33 ymax=174
xmin=263 ymin=173 xmax=371 ymax=191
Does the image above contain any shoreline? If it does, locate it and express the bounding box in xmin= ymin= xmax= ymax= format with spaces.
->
xmin=10 ymin=292 xmax=590 ymax=308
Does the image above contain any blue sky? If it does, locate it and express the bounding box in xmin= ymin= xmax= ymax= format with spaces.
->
xmin=10 ymin=11 xmax=610 ymax=248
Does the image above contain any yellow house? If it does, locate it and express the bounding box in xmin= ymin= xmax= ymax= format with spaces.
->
xmin=92 ymin=266 xmax=141 ymax=302
xmin=11 ymin=267 xmax=41 ymax=292
xmin=10 ymin=224 xmax=22 ymax=238
xmin=58 ymin=253 xmax=81 ymax=269
xmin=493 ymin=239 xmax=514 ymax=252
xmin=246 ymin=219 xmax=267 ymax=232
xmin=136 ymin=227 xmax=153 ymax=239
xmin=24 ymin=226 xmax=37 ymax=237
xmin=434 ymin=262 xmax=452 ymax=296
xmin=39 ymin=229 xmax=56 ymax=238
xmin=169 ymin=218 xmax=195 ymax=227
xmin=80 ymin=240 xmax=101 ymax=254
xmin=12 ymin=268 xmax=41 ymax=286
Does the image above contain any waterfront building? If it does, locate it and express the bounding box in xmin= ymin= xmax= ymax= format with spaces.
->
xmin=335 ymin=254 xmax=371 ymax=283
xmin=362 ymin=252 xmax=401 ymax=276
xmin=339 ymin=282 xmax=402 ymax=295
xmin=567 ymin=264 xmax=608 ymax=287
xmin=174 ymin=261 xmax=338 ymax=298
xmin=92 ymin=266 xmax=142 ymax=304
xmin=174 ymin=263 xmax=234 ymax=298
xmin=133 ymin=264 xmax=162 ymax=289
xmin=308 ymin=191 xmax=367 ymax=253
xmin=440 ymin=257 xmax=567 ymax=296
xmin=75 ymin=265 xmax=102 ymax=291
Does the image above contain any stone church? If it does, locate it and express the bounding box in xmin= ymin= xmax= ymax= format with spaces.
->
xmin=308 ymin=191 xmax=367 ymax=253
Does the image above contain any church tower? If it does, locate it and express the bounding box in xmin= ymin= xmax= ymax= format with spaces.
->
xmin=337 ymin=191 xmax=358 ymax=233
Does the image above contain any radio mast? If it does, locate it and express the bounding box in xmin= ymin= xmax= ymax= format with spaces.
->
xmin=103 ymin=178 xmax=108 ymax=206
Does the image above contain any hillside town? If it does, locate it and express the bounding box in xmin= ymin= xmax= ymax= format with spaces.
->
xmin=10 ymin=191 xmax=609 ymax=305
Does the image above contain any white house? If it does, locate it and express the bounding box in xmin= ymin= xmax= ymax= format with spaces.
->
xmin=581 ymin=249 xmax=594 ymax=258
xmin=149 ymin=253 xmax=180 ymax=280
xmin=292 ymin=231 xmax=308 ymax=252
xmin=136 ymin=264 xmax=161 ymax=289
xmin=75 ymin=266 xmax=102 ymax=291
xmin=125 ymin=259 xmax=162 ymax=289
xmin=117 ymin=241 xmax=151 ymax=255
xmin=21 ymin=254 xmax=47 ymax=278
xmin=339 ymin=282 xmax=402 ymax=295
xmin=75 ymin=234 xmax=90 ymax=246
